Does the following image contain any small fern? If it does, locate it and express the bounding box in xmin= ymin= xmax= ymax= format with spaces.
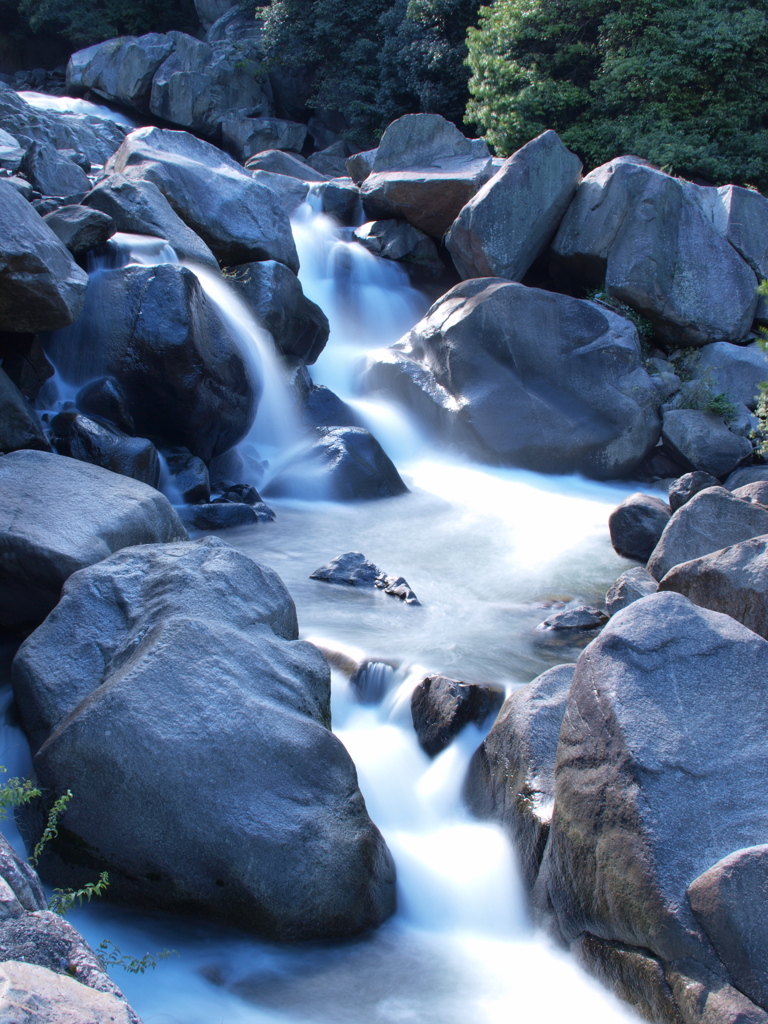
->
xmin=98 ymin=940 xmax=177 ymax=974
xmin=48 ymin=872 xmax=110 ymax=915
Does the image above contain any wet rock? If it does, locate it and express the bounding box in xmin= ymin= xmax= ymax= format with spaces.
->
xmin=311 ymin=178 xmax=360 ymax=225
xmin=49 ymin=411 xmax=160 ymax=487
xmin=552 ymin=158 xmax=758 ymax=347
xmin=16 ymin=538 xmax=396 ymax=940
xmin=20 ymin=141 xmax=89 ymax=198
xmin=0 ymin=178 xmax=88 ymax=332
xmin=42 ymin=204 xmax=114 ymax=255
xmin=45 ymin=263 xmax=259 ymax=464
xmin=605 ymin=566 xmax=657 ymax=616
xmin=66 ymin=34 xmax=175 ymax=112
xmin=364 ymin=280 xmax=660 ymax=479
xmin=75 ymin=376 xmax=135 ymax=434
xmin=83 ymin=174 xmax=218 ymax=269
xmin=446 ymin=130 xmax=582 ymax=282
xmin=669 ymin=471 xmax=721 ymax=513
xmin=244 ymin=149 xmax=329 ymax=182
xmin=661 ymin=409 xmax=752 ymax=479
xmin=161 ymin=445 xmax=209 ymax=503
xmin=0 ymin=449 xmax=187 ymax=628
xmin=537 ymin=606 xmax=608 ymax=631
xmin=354 ymin=220 xmax=444 ymax=283
xmin=227 ymin=261 xmax=329 ymax=364
xmin=308 ymin=141 xmax=354 ymax=179
xmin=302 ymin=384 xmax=360 ymax=429
xmin=248 ymin=169 xmax=310 ymax=217
xmin=310 ymin=551 xmax=419 ymax=603
xmin=176 ymin=501 xmax=260 ymax=530
xmin=609 ymin=493 xmax=671 ymax=562
xmin=349 ymin=660 xmax=396 ymax=705
xmin=647 ymin=486 xmax=768 ymax=580
xmin=106 ymin=127 xmax=299 ymax=271
xmin=222 ymin=114 xmax=307 ymax=163
xmin=465 ymin=664 xmax=574 ymax=889
xmin=0 ymin=368 xmax=51 ymax=454
xmin=264 ymin=426 xmax=408 ymax=501
xmin=411 ymin=674 xmax=503 ymax=758
xmin=693 ymin=342 xmax=768 ymax=411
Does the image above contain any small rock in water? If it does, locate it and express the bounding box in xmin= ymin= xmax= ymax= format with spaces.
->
xmin=177 ymin=502 xmax=260 ymax=531
xmin=310 ymin=551 xmax=420 ymax=604
xmin=537 ymin=606 xmax=608 ymax=632
xmin=411 ymin=674 xmax=504 ymax=757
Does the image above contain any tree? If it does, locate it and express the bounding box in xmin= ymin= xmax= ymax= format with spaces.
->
xmin=465 ymin=0 xmax=768 ymax=190
xmin=15 ymin=0 xmax=196 ymax=47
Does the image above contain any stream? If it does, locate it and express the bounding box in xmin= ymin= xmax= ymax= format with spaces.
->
xmin=4 ymin=96 xmax=652 ymax=1023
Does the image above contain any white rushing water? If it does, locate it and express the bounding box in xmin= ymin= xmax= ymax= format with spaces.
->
xmin=6 ymin=199 xmax=652 ymax=1023
xmin=17 ymin=90 xmax=138 ymax=128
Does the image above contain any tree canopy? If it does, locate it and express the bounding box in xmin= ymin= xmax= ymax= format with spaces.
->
xmin=13 ymin=0 xmax=195 ymax=47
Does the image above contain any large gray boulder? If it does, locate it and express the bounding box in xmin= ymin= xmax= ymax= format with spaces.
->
xmin=363 ymin=279 xmax=661 ymax=479
xmin=608 ymin=493 xmax=671 ymax=562
xmin=552 ymin=158 xmax=758 ymax=347
xmin=361 ymin=114 xmax=494 ymax=238
xmin=0 ymin=368 xmax=51 ymax=455
xmin=0 ymin=449 xmax=187 ymax=628
xmin=82 ymin=174 xmax=218 ymax=269
xmin=66 ymin=34 xmax=175 ymax=112
xmin=661 ymin=409 xmax=752 ymax=479
xmin=0 ymin=127 xmax=24 ymax=172
xmin=465 ymin=665 xmax=574 ymax=890
xmin=221 ymin=114 xmax=307 ymax=163
xmin=695 ymin=183 xmax=768 ymax=280
xmin=0 ymin=178 xmax=88 ymax=332
xmin=15 ymin=538 xmax=396 ymax=940
xmin=658 ymin=535 xmax=768 ymax=640
xmin=535 ymin=591 xmax=768 ymax=978
xmin=106 ymin=126 xmax=299 ymax=270
xmin=446 ymin=130 xmax=582 ymax=281
xmin=150 ymin=32 xmax=270 ymax=134
xmin=44 ymin=263 xmax=259 ymax=463
xmin=647 ymin=486 xmax=768 ymax=580
xmin=20 ymin=141 xmax=90 ymax=198
xmin=692 ymin=342 xmax=768 ymax=411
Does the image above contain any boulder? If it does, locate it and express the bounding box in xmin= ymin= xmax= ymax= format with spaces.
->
xmin=0 ymin=333 xmax=54 ymax=403
xmin=537 ymin=606 xmax=608 ymax=631
xmin=244 ymin=148 xmax=329 ymax=182
xmin=44 ymin=263 xmax=259 ymax=463
xmin=149 ymin=32 xmax=270 ymax=135
xmin=82 ymin=174 xmax=218 ymax=269
xmin=0 ymin=127 xmax=24 ymax=172
xmin=363 ymin=279 xmax=660 ymax=479
xmin=226 ymin=260 xmax=329 ymax=363
xmin=264 ymin=426 xmax=408 ymax=501
xmin=732 ymin=481 xmax=768 ymax=506
xmin=608 ymin=493 xmax=671 ymax=562
xmin=658 ymin=535 xmax=768 ymax=640
xmin=667 ymin=960 xmax=768 ymax=1024
xmin=162 ymin=445 xmax=210 ymax=503
xmin=446 ymin=130 xmax=582 ymax=282
xmin=205 ymin=6 xmax=264 ymax=45
xmin=411 ymin=674 xmax=502 ymax=758
xmin=301 ymin=384 xmax=360 ymax=429
xmin=49 ymin=411 xmax=160 ymax=487
xmin=0 ymin=449 xmax=187 ymax=628
xmin=75 ymin=376 xmax=135 ymax=434
xmin=696 ymin=183 xmax=768 ymax=280
xmin=248 ymin=169 xmax=309 ymax=216
xmin=465 ymin=664 xmax=574 ymax=889
xmin=361 ymin=113 xmax=494 ymax=238
xmin=647 ymin=486 xmax=768 ymax=580
xmin=605 ymin=566 xmax=657 ymax=616
xmin=15 ymin=538 xmax=396 ymax=940
xmin=176 ymin=501 xmax=262 ymax=530
xmin=194 ymin=0 xmax=234 ymax=31
xmin=221 ymin=114 xmax=307 ymax=163
xmin=535 ymin=592 xmax=768 ymax=971
xmin=308 ymin=141 xmax=354 ymax=179
xmin=0 ymin=961 xmax=136 ymax=1024
xmin=552 ymin=158 xmax=758 ymax=347
xmin=309 ymin=551 xmax=418 ymax=603
xmin=346 ymin=148 xmax=376 ymax=185
xmin=669 ymin=471 xmax=721 ymax=513
xmin=20 ymin=141 xmax=89 ymax=198
xmin=692 ymin=342 xmax=768 ymax=411
xmin=5 ymin=176 xmax=33 ymax=200
xmin=66 ymin=34 xmax=175 ymax=112
xmin=354 ymin=220 xmax=445 ymax=282
xmin=0 ymin=368 xmax=51 ymax=454
xmin=0 ymin=179 xmax=88 ymax=333
xmin=106 ymin=127 xmax=299 ymax=271
xmin=42 ymin=205 xmax=114 ymax=255
xmin=724 ymin=466 xmax=768 ymax=490
xmin=311 ymin=178 xmax=360 ymax=225
xmin=661 ymin=409 xmax=752 ymax=479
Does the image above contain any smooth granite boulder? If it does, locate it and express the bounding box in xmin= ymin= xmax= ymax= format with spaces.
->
xmin=410 ymin=674 xmax=502 ymax=758
xmin=15 ymin=538 xmax=396 ymax=941
xmin=446 ymin=130 xmax=582 ymax=282
xmin=106 ymin=127 xmax=299 ymax=270
xmin=669 ymin=471 xmax=722 ymax=513
xmin=0 ymin=127 xmax=24 ymax=172
xmin=363 ymin=279 xmax=660 ymax=479
xmin=244 ymin=148 xmax=329 ymax=182
xmin=552 ymin=158 xmax=758 ymax=347
xmin=0 ymin=449 xmax=187 ymax=628
xmin=247 ymin=168 xmax=310 ymax=216
xmin=605 ymin=566 xmax=657 ymax=616
xmin=608 ymin=493 xmax=671 ymax=562
xmin=44 ymin=263 xmax=259 ymax=463
xmin=308 ymin=141 xmax=354 ymax=178
xmin=20 ymin=141 xmax=89 ymax=198
xmin=465 ymin=664 xmax=574 ymax=889
xmin=732 ymin=481 xmax=768 ymax=506
xmin=0 ymin=368 xmax=51 ymax=455
xmin=695 ymin=183 xmax=768 ymax=280
xmin=661 ymin=409 xmax=752 ymax=479
xmin=42 ymin=205 xmax=114 ymax=255
xmin=0 ymin=178 xmax=88 ymax=332
xmin=0 ymin=961 xmax=136 ymax=1024
xmin=311 ymin=178 xmax=360 ymax=226
xmin=66 ymin=34 xmax=175 ymax=111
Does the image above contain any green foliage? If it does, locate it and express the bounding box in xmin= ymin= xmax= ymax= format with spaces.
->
xmin=465 ymin=0 xmax=768 ymax=189
xmin=666 ymin=351 xmax=739 ymax=424
xmin=588 ymin=290 xmax=655 ymax=350
xmin=0 ymin=768 xmax=40 ymax=821
xmin=48 ymin=872 xmax=110 ymax=915
xmin=752 ymin=381 xmax=768 ymax=457
xmin=14 ymin=0 xmax=195 ymax=47
xmin=30 ymin=788 xmax=72 ymax=867
xmin=98 ymin=940 xmax=177 ymax=974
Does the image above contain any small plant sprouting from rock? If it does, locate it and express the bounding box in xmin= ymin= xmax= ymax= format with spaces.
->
xmin=98 ymin=940 xmax=177 ymax=974
xmin=587 ymin=290 xmax=656 ymax=358
xmin=48 ymin=872 xmax=110 ymax=915
xmin=30 ymin=787 xmax=72 ymax=866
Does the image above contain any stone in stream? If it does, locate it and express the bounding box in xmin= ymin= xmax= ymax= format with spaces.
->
xmin=245 ymin=149 xmax=329 ymax=182
xmin=536 ymin=606 xmax=608 ymax=632
xmin=161 ymin=445 xmax=210 ymax=504
xmin=668 ymin=471 xmax=721 ymax=513
xmin=75 ymin=376 xmax=135 ymax=435
xmin=49 ymin=411 xmax=160 ymax=488
xmin=346 ymin=148 xmax=376 ymax=184
xmin=176 ymin=501 xmax=264 ymax=530
xmin=605 ymin=566 xmax=657 ymax=616
xmin=411 ymin=674 xmax=503 ymax=758
xmin=0 ymin=177 xmax=88 ymax=333
xmin=354 ymin=220 xmax=445 ymax=283
xmin=248 ymin=168 xmax=310 ymax=217
xmin=66 ymin=33 xmax=175 ymax=112
xmin=42 ymin=204 xmax=114 ymax=256
xmin=312 ymin=178 xmax=361 ymax=226
xmin=308 ymin=141 xmax=355 ymax=178
xmin=661 ymin=409 xmax=752 ymax=479
xmin=14 ymin=538 xmax=396 ymax=940
xmin=0 ymin=449 xmax=188 ymax=628
xmin=310 ymin=551 xmax=419 ymax=605
xmin=608 ymin=493 xmax=671 ymax=562
xmin=0 ymin=367 xmax=51 ymax=455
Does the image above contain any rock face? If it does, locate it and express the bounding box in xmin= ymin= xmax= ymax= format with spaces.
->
xmin=605 ymin=566 xmax=657 ymax=616
xmin=446 ymin=130 xmax=582 ymax=282
xmin=44 ymin=263 xmax=259 ymax=463
xmin=364 ymin=279 xmax=660 ymax=479
xmin=75 ymin=377 xmax=135 ymax=434
xmin=608 ymin=493 xmax=671 ymax=562
xmin=0 ymin=178 xmax=88 ymax=332
xmin=67 ymin=33 xmax=175 ymax=111
xmin=0 ymin=450 xmax=187 ymax=628
xmin=647 ymin=486 xmax=768 ymax=580
xmin=15 ymin=538 xmax=396 ymax=940
xmin=83 ymin=174 xmax=219 ymax=269
xmin=534 ymin=593 xmax=768 ymax=1012
xmin=465 ymin=664 xmax=574 ymax=889
xmin=658 ymin=535 xmax=768 ymax=640
xmin=661 ymin=409 xmax=752 ymax=479
xmin=411 ymin=674 xmax=502 ymax=757
xmin=106 ymin=127 xmax=299 ymax=270
xmin=361 ymin=114 xmax=494 ymax=238
xmin=552 ymin=158 xmax=758 ymax=347
xmin=0 ymin=368 xmax=51 ymax=455
xmin=0 ymin=960 xmax=136 ymax=1024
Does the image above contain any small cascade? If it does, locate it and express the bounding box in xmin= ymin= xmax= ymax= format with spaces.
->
xmin=17 ymin=90 xmax=138 ymax=127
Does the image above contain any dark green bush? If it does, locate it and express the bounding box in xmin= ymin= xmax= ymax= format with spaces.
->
xmin=15 ymin=0 xmax=196 ymax=47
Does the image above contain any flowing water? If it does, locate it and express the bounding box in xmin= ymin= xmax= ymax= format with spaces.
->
xmin=5 ymin=162 xmax=658 ymax=1021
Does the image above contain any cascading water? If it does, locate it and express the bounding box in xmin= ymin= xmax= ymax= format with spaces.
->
xmin=17 ymin=90 xmax=138 ymax=128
